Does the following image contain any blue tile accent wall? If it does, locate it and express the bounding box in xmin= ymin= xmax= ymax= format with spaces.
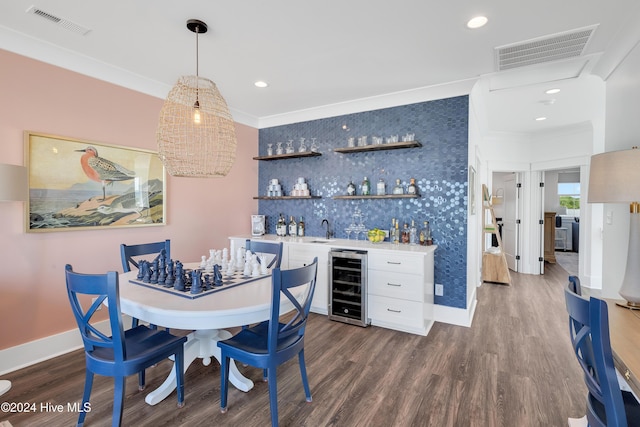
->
xmin=257 ymin=95 xmax=469 ymax=309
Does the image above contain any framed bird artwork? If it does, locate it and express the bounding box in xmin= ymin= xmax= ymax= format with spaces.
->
xmin=24 ymin=131 xmax=166 ymax=232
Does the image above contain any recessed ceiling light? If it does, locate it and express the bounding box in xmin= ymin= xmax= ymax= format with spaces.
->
xmin=254 ymin=81 xmax=268 ymax=88
xmin=535 ymin=117 xmax=547 ymax=121
xmin=467 ymin=16 xmax=488 ymax=29
xmin=545 ymin=88 xmax=560 ymax=94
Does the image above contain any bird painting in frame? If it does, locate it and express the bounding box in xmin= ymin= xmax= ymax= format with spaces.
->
xmin=76 ymin=146 xmax=136 ymax=201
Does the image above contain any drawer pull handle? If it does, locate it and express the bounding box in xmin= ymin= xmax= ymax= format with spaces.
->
xmin=387 ymin=308 xmax=401 ymax=313
xmin=387 ymin=261 xmax=401 ymax=265
xmin=387 ymin=283 xmax=401 ymax=287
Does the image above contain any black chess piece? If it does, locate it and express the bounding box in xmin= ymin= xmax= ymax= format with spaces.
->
xmin=158 ymin=256 xmax=166 ymax=285
xmin=150 ymin=259 xmax=159 ymax=284
xmin=190 ymin=270 xmax=202 ymax=294
xmin=213 ymin=264 xmax=223 ymax=287
xmin=137 ymin=260 xmax=145 ymax=280
xmin=142 ymin=261 xmax=151 ymax=283
xmin=174 ymin=262 xmax=185 ymax=291
xmin=164 ymin=260 xmax=175 ymax=287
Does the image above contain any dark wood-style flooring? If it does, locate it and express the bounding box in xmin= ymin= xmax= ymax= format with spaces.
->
xmin=2 ymin=261 xmax=586 ymax=426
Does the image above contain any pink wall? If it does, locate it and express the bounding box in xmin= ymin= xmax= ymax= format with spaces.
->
xmin=0 ymin=49 xmax=258 ymax=350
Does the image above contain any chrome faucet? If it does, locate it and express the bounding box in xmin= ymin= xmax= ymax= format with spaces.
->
xmin=321 ymin=219 xmax=332 ymax=239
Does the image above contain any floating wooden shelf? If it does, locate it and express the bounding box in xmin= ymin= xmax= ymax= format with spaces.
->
xmin=253 ymin=195 xmax=321 ymax=200
xmin=334 ymin=140 xmax=421 ymax=154
xmin=253 ymin=151 xmax=322 ymax=161
xmin=333 ymin=194 xmax=419 ymax=200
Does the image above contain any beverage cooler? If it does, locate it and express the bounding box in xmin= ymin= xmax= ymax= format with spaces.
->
xmin=328 ymin=248 xmax=369 ymax=327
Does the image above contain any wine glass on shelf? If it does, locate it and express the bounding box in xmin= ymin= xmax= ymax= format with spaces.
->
xmin=276 ymin=142 xmax=283 ymax=155
xmin=267 ymin=143 xmax=273 ymax=156
xmin=310 ymin=138 xmax=319 ymax=152
xmin=298 ymin=137 xmax=307 ymax=152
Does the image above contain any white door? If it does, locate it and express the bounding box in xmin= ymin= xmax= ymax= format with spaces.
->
xmin=502 ymin=174 xmax=519 ymax=271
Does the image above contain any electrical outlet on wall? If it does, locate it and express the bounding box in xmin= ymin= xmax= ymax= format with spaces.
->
xmin=435 ymin=284 xmax=444 ymax=296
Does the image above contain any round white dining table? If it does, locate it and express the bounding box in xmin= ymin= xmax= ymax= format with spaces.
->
xmin=118 ymin=264 xmax=293 ymax=406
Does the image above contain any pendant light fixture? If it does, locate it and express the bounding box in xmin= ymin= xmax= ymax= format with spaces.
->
xmin=157 ymin=19 xmax=237 ymax=177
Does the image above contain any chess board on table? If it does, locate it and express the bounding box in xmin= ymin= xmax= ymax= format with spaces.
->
xmin=129 ymin=268 xmax=270 ymax=300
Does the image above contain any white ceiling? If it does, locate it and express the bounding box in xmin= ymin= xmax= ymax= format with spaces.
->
xmin=1 ymin=1 xmax=640 ymax=132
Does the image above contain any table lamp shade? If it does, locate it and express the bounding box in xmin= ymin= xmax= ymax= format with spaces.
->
xmin=588 ymin=148 xmax=640 ymax=203
xmin=588 ymin=147 xmax=640 ymax=307
xmin=0 ymin=163 xmax=27 ymax=202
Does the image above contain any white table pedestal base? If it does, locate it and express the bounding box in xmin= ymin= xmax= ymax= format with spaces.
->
xmin=145 ymin=329 xmax=253 ymax=405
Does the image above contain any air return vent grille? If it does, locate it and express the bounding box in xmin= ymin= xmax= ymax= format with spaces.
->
xmin=495 ymin=25 xmax=596 ymax=71
xmin=26 ymin=6 xmax=92 ymax=36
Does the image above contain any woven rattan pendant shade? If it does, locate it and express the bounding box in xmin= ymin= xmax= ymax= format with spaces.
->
xmin=156 ymin=19 xmax=237 ymax=178
xmin=157 ymin=75 xmax=237 ymax=177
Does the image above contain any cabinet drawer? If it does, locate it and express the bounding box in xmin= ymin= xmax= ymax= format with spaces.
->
xmin=368 ymin=295 xmax=423 ymax=327
xmin=368 ymin=252 xmax=423 ymax=275
xmin=368 ymin=270 xmax=423 ymax=301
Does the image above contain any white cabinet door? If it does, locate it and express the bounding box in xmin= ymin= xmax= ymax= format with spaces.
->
xmin=287 ymin=244 xmax=329 ymax=315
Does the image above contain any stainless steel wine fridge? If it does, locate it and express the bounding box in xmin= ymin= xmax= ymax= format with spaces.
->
xmin=328 ymin=248 xmax=369 ymax=327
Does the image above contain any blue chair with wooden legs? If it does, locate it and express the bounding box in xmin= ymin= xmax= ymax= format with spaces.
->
xmin=65 ymin=264 xmax=187 ymax=427
xmin=120 ymin=240 xmax=170 ymax=329
xmin=245 ymin=239 xmax=283 ymax=269
xmin=218 ymin=258 xmax=318 ymax=427
xmin=564 ymin=285 xmax=640 ymax=427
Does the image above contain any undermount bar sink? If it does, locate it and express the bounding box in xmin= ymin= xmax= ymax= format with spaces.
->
xmin=309 ymin=239 xmax=335 ymax=243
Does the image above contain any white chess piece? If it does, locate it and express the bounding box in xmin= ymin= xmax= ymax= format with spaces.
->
xmin=251 ymin=260 xmax=260 ymax=277
xmin=226 ymin=261 xmax=235 ymax=276
xmin=260 ymin=255 xmax=268 ymax=275
xmin=200 ymin=255 xmax=207 ymax=269
xmin=236 ymin=248 xmax=244 ymax=270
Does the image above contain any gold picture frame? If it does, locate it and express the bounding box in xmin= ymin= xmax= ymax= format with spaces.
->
xmin=25 ymin=131 xmax=165 ymax=232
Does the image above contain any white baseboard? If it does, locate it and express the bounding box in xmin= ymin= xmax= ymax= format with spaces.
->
xmin=433 ymin=293 xmax=477 ymax=327
xmin=0 ymin=316 xmax=132 ymax=375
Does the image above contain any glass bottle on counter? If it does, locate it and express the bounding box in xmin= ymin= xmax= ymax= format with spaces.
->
xmin=420 ymin=221 xmax=432 ymax=246
xmin=409 ymin=220 xmax=418 ymax=245
xmin=288 ymin=215 xmax=297 ymax=236
xmin=390 ymin=218 xmax=396 ymax=243
xmin=392 ymin=179 xmax=404 ymax=195
xmin=401 ymin=223 xmax=410 ymax=243
xmin=276 ymin=214 xmax=287 ymax=237
xmin=347 ymin=180 xmax=356 ymax=196
xmin=361 ymin=176 xmax=371 ymax=195
xmin=394 ymin=220 xmax=400 ymax=244
xmin=407 ymin=178 xmax=418 ymax=195
xmin=298 ymin=216 xmax=305 ymax=237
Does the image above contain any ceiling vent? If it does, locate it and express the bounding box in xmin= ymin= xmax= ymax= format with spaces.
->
xmin=26 ymin=6 xmax=91 ymax=36
xmin=495 ymin=25 xmax=597 ymax=71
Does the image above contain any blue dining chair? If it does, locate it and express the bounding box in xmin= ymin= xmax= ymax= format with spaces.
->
xmin=568 ymin=275 xmax=582 ymax=295
xmin=120 ymin=239 xmax=170 ymax=329
xmin=217 ymin=258 xmax=318 ymax=427
xmin=564 ymin=285 xmax=640 ymax=427
xmin=65 ymin=264 xmax=187 ymax=427
xmin=245 ymin=239 xmax=283 ymax=269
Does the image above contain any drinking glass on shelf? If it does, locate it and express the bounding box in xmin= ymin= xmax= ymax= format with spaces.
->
xmin=348 ymin=137 xmax=356 ymax=147
xmin=267 ymin=143 xmax=273 ymax=156
xmin=298 ymin=137 xmax=307 ymax=152
xmin=310 ymin=138 xmax=319 ymax=152
xmin=403 ymin=133 xmax=415 ymax=142
xmin=286 ymin=140 xmax=294 ymax=154
xmin=276 ymin=142 xmax=283 ymax=155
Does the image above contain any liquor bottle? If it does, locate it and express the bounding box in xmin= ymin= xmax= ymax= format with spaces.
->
xmin=419 ymin=221 xmax=428 ymax=246
xmin=376 ymin=178 xmax=386 ymax=196
xmin=347 ymin=180 xmax=356 ymax=196
xmin=288 ymin=215 xmax=297 ymax=236
xmin=394 ymin=220 xmax=400 ymax=244
xmin=409 ymin=220 xmax=418 ymax=245
xmin=390 ymin=218 xmax=396 ymax=243
xmin=276 ymin=214 xmax=287 ymax=237
xmin=361 ymin=176 xmax=371 ymax=195
xmin=298 ymin=216 xmax=305 ymax=236
xmin=407 ymin=178 xmax=418 ymax=195
xmin=392 ymin=179 xmax=404 ymax=195
xmin=401 ymin=223 xmax=410 ymax=243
